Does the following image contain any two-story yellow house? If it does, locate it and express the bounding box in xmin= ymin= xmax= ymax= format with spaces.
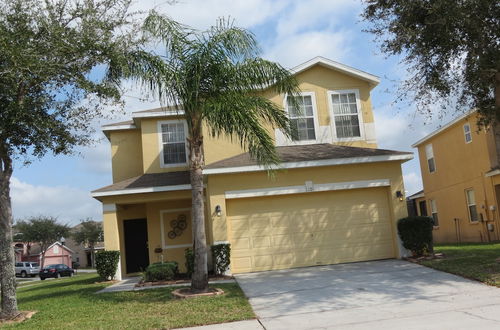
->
xmin=411 ymin=111 xmax=500 ymax=243
xmin=92 ymin=57 xmax=413 ymax=279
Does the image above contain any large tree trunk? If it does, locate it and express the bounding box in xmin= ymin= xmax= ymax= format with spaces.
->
xmin=189 ymin=134 xmax=208 ymax=292
xmin=0 ymin=147 xmax=18 ymax=319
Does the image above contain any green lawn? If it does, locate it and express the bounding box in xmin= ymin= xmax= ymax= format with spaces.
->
xmin=4 ymin=274 xmax=254 ymax=329
xmin=420 ymin=242 xmax=500 ymax=287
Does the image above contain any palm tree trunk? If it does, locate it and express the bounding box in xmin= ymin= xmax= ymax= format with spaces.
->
xmin=189 ymin=135 xmax=208 ymax=292
xmin=0 ymin=146 xmax=18 ymax=319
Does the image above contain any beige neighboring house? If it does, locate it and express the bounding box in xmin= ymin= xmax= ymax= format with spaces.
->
xmin=66 ymin=222 xmax=104 ymax=268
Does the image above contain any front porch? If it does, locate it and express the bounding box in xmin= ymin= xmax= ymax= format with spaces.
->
xmin=92 ymin=172 xmax=213 ymax=279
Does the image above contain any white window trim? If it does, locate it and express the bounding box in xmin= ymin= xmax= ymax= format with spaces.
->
xmin=465 ymin=189 xmax=478 ymax=222
xmin=425 ymin=143 xmax=436 ymax=173
xmin=327 ymin=89 xmax=365 ymax=142
xmin=430 ymin=199 xmax=439 ymax=227
xmin=157 ymin=119 xmax=189 ymax=168
xmin=282 ymin=92 xmax=320 ymax=145
xmin=463 ymin=123 xmax=472 ymax=144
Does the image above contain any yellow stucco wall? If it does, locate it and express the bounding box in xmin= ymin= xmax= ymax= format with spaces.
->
xmin=110 ymin=130 xmax=144 ymax=183
xmin=415 ymin=114 xmax=500 ymax=242
xmin=206 ymin=161 xmax=408 ymax=258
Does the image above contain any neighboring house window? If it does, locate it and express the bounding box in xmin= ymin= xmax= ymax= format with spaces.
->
xmin=464 ymin=123 xmax=472 ymax=143
xmin=466 ymin=189 xmax=479 ymax=222
xmin=419 ymin=200 xmax=428 ymax=216
xmin=286 ymin=94 xmax=316 ymax=141
xmin=425 ymin=144 xmax=436 ymax=173
xmin=160 ymin=121 xmax=187 ymax=166
xmin=430 ymin=199 xmax=439 ymax=226
xmin=329 ymin=90 xmax=362 ymax=139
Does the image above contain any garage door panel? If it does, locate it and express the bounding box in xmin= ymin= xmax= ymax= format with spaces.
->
xmin=227 ymin=188 xmax=395 ymax=273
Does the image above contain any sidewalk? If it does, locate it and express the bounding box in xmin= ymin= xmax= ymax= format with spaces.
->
xmin=179 ymin=320 xmax=263 ymax=330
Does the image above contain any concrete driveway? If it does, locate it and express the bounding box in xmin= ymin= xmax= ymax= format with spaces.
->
xmin=235 ymin=259 xmax=500 ymax=330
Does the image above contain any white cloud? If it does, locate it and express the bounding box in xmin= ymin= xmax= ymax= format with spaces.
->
xmin=131 ymin=0 xmax=286 ymax=29
xmin=264 ymin=30 xmax=351 ymax=68
xmin=403 ymin=171 xmax=423 ymax=196
xmin=11 ymin=177 xmax=101 ymax=225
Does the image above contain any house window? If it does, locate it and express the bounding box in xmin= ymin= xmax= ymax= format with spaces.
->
xmin=430 ymin=199 xmax=439 ymax=226
xmin=425 ymin=144 xmax=436 ymax=173
xmin=419 ymin=200 xmax=428 ymax=216
xmin=286 ymin=94 xmax=316 ymax=141
xmin=464 ymin=123 xmax=472 ymax=143
xmin=160 ymin=121 xmax=187 ymax=166
xmin=466 ymin=189 xmax=479 ymax=222
xmin=329 ymin=90 xmax=362 ymax=139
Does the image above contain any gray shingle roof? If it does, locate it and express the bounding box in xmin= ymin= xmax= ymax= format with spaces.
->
xmin=205 ymin=144 xmax=412 ymax=169
xmin=92 ymin=171 xmax=190 ymax=193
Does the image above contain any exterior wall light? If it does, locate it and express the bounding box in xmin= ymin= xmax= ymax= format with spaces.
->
xmin=396 ymin=191 xmax=404 ymax=201
xmin=215 ymin=205 xmax=222 ymax=217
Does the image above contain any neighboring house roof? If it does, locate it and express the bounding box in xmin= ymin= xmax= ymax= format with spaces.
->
xmin=46 ymin=242 xmax=75 ymax=254
xmin=407 ymin=190 xmax=424 ymax=200
xmin=411 ymin=110 xmax=476 ymax=147
xmin=204 ymin=144 xmax=413 ymax=174
xmin=290 ymin=56 xmax=380 ymax=87
xmin=92 ymin=171 xmax=191 ymax=197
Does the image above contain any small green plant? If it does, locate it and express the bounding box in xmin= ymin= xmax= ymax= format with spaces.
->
xmin=185 ymin=248 xmax=194 ymax=277
xmin=143 ymin=262 xmax=178 ymax=282
xmin=397 ymin=216 xmax=434 ymax=257
xmin=95 ymin=250 xmax=120 ymax=281
xmin=211 ymin=243 xmax=231 ymax=275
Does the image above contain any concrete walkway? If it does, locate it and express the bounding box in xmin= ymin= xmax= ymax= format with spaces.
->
xmin=179 ymin=320 xmax=263 ymax=330
xmin=96 ymin=277 xmax=236 ymax=293
xmin=235 ymin=259 xmax=500 ymax=330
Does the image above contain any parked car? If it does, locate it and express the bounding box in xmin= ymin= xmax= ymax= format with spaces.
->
xmin=39 ymin=264 xmax=75 ymax=280
xmin=15 ymin=262 xmax=40 ymax=278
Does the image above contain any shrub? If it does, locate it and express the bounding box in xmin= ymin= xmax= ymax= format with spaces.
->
xmin=72 ymin=261 xmax=80 ymax=269
xmin=211 ymin=243 xmax=231 ymax=275
xmin=143 ymin=262 xmax=178 ymax=282
xmin=95 ymin=250 xmax=120 ymax=281
xmin=185 ymin=248 xmax=194 ymax=277
xmin=397 ymin=216 xmax=434 ymax=257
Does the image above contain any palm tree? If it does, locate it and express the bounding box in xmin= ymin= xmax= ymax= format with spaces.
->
xmin=107 ymin=13 xmax=300 ymax=292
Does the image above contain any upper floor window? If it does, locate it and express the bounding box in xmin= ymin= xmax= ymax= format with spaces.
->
xmin=329 ymin=90 xmax=362 ymax=139
xmin=160 ymin=121 xmax=187 ymax=167
xmin=463 ymin=123 xmax=472 ymax=143
xmin=430 ymin=199 xmax=439 ymax=226
xmin=286 ymin=93 xmax=317 ymax=141
xmin=465 ymin=189 xmax=478 ymax=222
xmin=425 ymin=144 xmax=436 ymax=173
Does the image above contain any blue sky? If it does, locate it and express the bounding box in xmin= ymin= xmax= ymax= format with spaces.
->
xmin=11 ymin=0 xmax=457 ymax=225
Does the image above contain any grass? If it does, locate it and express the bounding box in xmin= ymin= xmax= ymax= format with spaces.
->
xmin=420 ymin=242 xmax=500 ymax=287
xmin=4 ymin=274 xmax=255 ymax=329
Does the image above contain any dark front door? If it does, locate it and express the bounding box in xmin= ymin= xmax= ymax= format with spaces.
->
xmin=124 ymin=218 xmax=149 ymax=273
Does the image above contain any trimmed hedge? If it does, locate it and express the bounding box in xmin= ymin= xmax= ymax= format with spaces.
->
xmin=95 ymin=250 xmax=120 ymax=281
xmin=143 ymin=262 xmax=178 ymax=282
xmin=397 ymin=216 xmax=434 ymax=256
xmin=211 ymin=243 xmax=231 ymax=275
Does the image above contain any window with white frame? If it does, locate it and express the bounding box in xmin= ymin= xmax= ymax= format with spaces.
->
xmin=465 ymin=189 xmax=479 ymax=222
xmin=160 ymin=121 xmax=187 ymax=166
xmin=430 ymin=199 xmax=439 ymax=226
xmin=330 ymin=90 xmax=362 ymax=139
xmin=464 ymin=123 xmax=472 ymax=143
xmin=286 ymin=94 xmax=316 ymax=141
xmin=425 ymin=144 xmax=436 ymax=173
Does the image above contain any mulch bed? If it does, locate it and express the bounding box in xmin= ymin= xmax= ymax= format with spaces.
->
xmin=0 ymin=311 xmax=37 ymax=325
xmin=172 ymin=287 xmax=224 ymax=299
xmin=405 ymin=253 xmax=445 ymax=263
xmin=136 ymin=275 xmax=233 ymax=287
